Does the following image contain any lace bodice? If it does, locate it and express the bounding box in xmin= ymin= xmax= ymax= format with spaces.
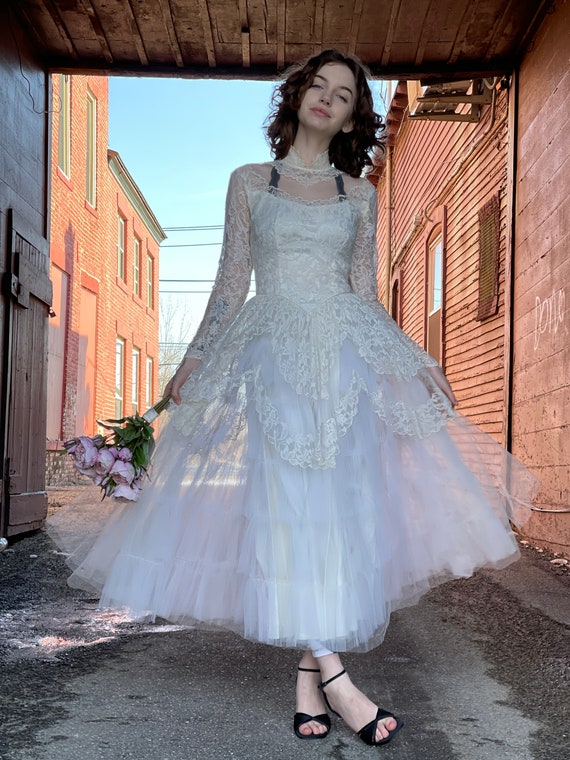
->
xmin=184 ymin=149 xmax=381 ymax=359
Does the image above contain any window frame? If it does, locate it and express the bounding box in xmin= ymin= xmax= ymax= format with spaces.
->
xmin=117 ymin=214 xmax=126 ymax=281
xmin=132 ymin=347 xmax=140 ymax=414
xmin=423 ymin=205 xmax=447 ymax=367
xmin=115 ymin=336 xmax=125 ymax=419
xmin=146 ymin=254 xmax=154 ymax=309
xmin=86 ymin=90 xmax=97 ymax=207
xmin=133 ymin=235 xmax=141 ymax=296
xmin=57 ymin=74 xmax=71 ymax=177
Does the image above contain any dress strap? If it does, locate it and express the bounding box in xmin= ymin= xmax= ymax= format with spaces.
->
xmin=335 ymin=173 xmax=347 ymax=202
xmin=269 ymin=165 xmax=280 ymax=194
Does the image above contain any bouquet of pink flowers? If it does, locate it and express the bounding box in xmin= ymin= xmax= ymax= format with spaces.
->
xmin=63 ymin=396 xmax=171 ymax=501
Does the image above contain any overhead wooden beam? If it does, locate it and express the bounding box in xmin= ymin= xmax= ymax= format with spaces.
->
xmin=239 ymin=0 xmax=251 ymax=68
xmin=448 ymin=2 xmax=478 ymax=65
xmin=125 ymin=0 xmax=149 ymax=66
xmin=313 ymin=0 xmax=325 ymax=53
xmin=157 ymin=0 xmax=185 ymax=67
xmin=277 ymin=0 xmax=285 ymax=70
xmin=40 ymin=0 xmax=79 ymax=60
xmin=78 ymin=0 xmax=114 ymax=64
xmin=381 ymin=0 xmax=403 ymax=67
xmin=198 ymin=0 xmax=217 ymax=68
xmin=483 ymin=0 xmax=518 ymax=62
xmin=348 ymin=0 xmax=364 ymax=56
xmin=48 ymin=58 xmax=518 ymax=82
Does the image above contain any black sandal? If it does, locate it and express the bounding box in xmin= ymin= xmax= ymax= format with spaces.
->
xmin=318 ymin=669 xmax=404 ymax=747
xmin=294 ymin=666 xmax=331 ymax=740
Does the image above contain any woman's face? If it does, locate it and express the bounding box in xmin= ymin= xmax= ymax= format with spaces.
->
xmin=297 ymin=62 xmax=356 ymax=138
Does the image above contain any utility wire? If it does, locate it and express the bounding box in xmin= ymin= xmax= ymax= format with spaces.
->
xmin=162 ymin=225 xmax=223 ymax=232
xmin=161 ymin=242 xmax=222 ymax=248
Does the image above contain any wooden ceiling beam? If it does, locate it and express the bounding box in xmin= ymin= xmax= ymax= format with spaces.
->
xmin=348 ymin=0 xmax=364 ymax=56
xmin=276 ymin=0 xmax=285 ymax=70
xmin=78 ymin=0 xmax=114 ymax=64
xmin=40 ymin=0 xmax=79 ymax=60
xmin=381 ymin=0 xmax=403 ymax=67
xmin=238 ymin=0 xmax=251 ymax=68
xmin=158 ymin=0 xmax=185 ymax=67
xmin=313 ymin=0 xmax=325 ymax=53
xmin=125 ymin=0 xmax=149 ymax=66
xmin=47 ymin=57 xmax=516 ymax=82
xmin=198 ymin=0 xmax=216 ymax=67
xmin=447 ymin=2 xmax=479 ymax=65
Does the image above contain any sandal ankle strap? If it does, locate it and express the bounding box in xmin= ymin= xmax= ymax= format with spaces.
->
xmin=298 ymin=666 xmax=320 ymax=673
xmin=318 ymin=669 xmax=346 ymax=689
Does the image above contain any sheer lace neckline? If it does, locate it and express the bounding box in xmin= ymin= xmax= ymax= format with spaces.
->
xmin=281 ymin=147 xmax=333 ymax=171
xmin=276 ymin=147 xmax=338 ymax=186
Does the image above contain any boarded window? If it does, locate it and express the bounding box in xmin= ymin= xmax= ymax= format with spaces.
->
xmin=477 ymin=195 xmax=500 ymax=320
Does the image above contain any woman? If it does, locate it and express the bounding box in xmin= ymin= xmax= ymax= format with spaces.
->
xmin=53 ymin=50 xmax=537 ymax=747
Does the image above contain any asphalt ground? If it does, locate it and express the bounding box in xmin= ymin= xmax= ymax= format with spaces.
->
xmin=0 ymin=488 xmax=568 ymax=760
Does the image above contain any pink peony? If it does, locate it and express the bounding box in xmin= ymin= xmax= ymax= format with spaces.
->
xmin=112 ymin=483 xmax=140 ymax=501
xmin=94 ymin=447 xmax=116 ymax=476
xmin=116 ymin=447 xmax=133 ymax=462
xmin=72 ymin=436 xmax=99 ymax=470
xmin=109 ymin=459 xmax=136 ymax=485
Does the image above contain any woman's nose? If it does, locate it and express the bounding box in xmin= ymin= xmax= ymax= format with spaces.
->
xmin=320 ymin=91 xmax=331 ymax=104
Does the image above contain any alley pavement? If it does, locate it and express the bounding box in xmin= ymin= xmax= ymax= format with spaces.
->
xmin=0 ymin=487 xmax=568 ymax=760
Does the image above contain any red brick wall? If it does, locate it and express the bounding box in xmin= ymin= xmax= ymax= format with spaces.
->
xmin=49 ymin=74 xmax=160 ymax=445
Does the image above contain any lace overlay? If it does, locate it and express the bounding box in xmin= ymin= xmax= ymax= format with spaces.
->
xmin=179 ymin=151 xmax=444 ymax=465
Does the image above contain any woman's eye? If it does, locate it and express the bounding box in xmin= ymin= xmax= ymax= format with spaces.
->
xmin=337 ymin=94 xmax=348 ymax=103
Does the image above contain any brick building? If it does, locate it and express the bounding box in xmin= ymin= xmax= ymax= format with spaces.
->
xmin=47 ymin=74 xmax=165 ymax=481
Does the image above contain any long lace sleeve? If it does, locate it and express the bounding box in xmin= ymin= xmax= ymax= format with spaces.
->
xmin=350 ymin=181 xmax=440 ymax=368
xmin=184 ymin=168 xmax=253 ymax=360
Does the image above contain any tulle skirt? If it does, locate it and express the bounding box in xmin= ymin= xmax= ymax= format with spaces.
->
xmin=48 ymin=297 xmax=538 ymax=653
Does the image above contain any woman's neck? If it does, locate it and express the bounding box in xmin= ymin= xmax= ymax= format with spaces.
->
xmin=291 ymin=130 xmax=332 ymax=168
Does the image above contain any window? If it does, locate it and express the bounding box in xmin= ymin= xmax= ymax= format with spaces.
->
xmin=145 ymin=356 xmax=153 ymax=408
xmin=477 ymin=194 xmax=500 ymax=320
xmin=117 ymin=215 xmax=126 ymax=280
xmin=132 ymin=347 xmax=140 ymax=414
xmin=390 ymin=269 xmax=402 ymax=326
xmin=86 ymin=91 xmax=97 ymax=206
xmin=146 ymin=254 xmax=154 ymax=309
xmin=57 ymin=74 xmax=70 ymax=176
xmin=115 ymin=337 xmax=125 ymax=418
xmin=427 ymin=234 xmax=443 ymax=363
xmin=133 ymin=236 xmax=141 ymax=296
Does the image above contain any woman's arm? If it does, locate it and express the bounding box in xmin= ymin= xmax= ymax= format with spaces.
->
xmin=163 ymin=167 xmax=253 ymax=403
xmin=349 ymin=182 xmax=457 ymax=408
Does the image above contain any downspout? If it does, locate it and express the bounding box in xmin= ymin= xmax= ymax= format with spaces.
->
xmin=504 ymin=70 xmax=518 ymax=454
xmin=384 ymin=145 xmax=393 ymax=311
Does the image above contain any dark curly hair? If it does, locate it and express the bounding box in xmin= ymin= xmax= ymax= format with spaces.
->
xmin=266 ymin=49 xmax=385 ymax=178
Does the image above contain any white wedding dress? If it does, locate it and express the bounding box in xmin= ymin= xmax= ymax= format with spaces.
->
xmin=49 ymin=149 xmax=538 ymax=653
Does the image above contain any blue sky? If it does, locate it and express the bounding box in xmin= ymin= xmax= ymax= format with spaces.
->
xmin=108 ymin=76 xmax=388 ymax=338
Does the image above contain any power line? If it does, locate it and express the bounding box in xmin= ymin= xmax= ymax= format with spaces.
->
xmin=162 ymin=225 xmax=223 ymax=232
xmin=161 ymin=242 xmax=222 ymax=248
xmin=159 ymin=279 xmax=214 ymax=282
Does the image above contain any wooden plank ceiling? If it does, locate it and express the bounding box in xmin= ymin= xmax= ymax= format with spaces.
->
xmin=8 ymin=0 xmax=551 ymax=80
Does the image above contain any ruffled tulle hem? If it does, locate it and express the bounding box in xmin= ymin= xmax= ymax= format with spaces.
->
xmin=47 ymin=352 xmax=538 ymax=652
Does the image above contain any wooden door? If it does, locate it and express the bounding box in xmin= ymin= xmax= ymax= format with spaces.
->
xmin=1 ymin=210 xmax=52 ymax=537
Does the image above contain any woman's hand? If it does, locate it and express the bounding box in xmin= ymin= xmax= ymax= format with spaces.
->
xmin=163 ymin=357 xmax=202 ymax=405
xmin=427 ymin=366 xmax=458 ymax=408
